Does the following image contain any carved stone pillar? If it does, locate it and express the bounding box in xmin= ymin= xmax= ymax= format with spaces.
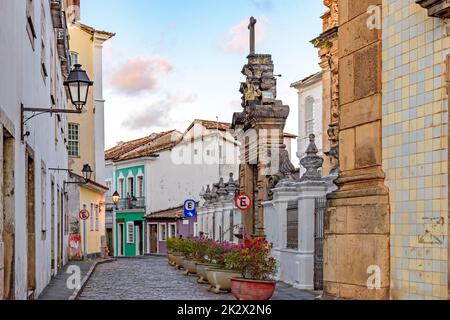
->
xmin=232 ymin=51 xmax=292 ymax=238
xmin=312 ymin=0 xmax=339 ymax=176
xmin=323 ymin=0 xmax=390 ymax=300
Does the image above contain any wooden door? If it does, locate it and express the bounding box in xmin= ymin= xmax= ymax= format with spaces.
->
xmin=26 ymin=149 xmax=36 ymax=298
xmin=150 ymin=225 xmax=158 ymax=254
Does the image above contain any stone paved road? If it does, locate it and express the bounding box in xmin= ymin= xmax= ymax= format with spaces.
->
xmin=79 ymin=256 xmax=319 ymax=300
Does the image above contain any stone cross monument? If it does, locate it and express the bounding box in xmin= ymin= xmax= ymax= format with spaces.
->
xmin=248 ymin=16 xmax=257 ymax=55
xmin=231 ymin=17 xmax=294 ymax=238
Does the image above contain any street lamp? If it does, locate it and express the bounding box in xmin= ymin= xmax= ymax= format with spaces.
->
xmin=82 ymin=164 xmax=93 ymax=182
xmin=112 ymin=191 xmax=120 ymax=206
xmin=111 ymin=191 xmax=120 ymax=258
xmin=21 ymin=64 xmax=93 ymax=141
xmin=64 ymin=64 xmax=94 ymax=111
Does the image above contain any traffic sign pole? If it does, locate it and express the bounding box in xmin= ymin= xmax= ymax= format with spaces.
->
xmin=83 ymin=219 xmax=87 ymax=261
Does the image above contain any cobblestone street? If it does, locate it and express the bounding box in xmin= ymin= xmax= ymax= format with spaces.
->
xmin=78 ymin=256 xmax=318 ymax=300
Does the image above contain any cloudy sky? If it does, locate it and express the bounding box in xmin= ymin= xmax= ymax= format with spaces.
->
xmin=81 ymin=0 xmax=324 ymax=149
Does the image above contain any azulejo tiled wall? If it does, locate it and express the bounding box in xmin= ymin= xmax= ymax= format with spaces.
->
xmin=382 ymin=0 xmax=449 ymax=300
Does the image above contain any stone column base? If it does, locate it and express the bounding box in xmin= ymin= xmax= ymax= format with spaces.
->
xmin=324 ymin=168 xmax=390 ymax=300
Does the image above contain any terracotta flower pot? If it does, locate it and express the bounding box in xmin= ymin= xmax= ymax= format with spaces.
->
xmin=231 ymin=278 xmax=276 ymax=301
xmin=196 ymin=263 xmax=219 ymax=284
xmin=183 ymin=259 xmax=199 ymax=275
xmin=206 ymin=268 xmax=242 ymax=294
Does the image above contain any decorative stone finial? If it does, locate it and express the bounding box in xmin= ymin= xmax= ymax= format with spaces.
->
xmin=210 ymin=184 xmax=219 ymax=202
xmin=300 ymin=134 xmax=324 ymax=182
xmin=226 ymin=173 xmax=237 ymax=195
xmin=204 ymin=185 xmax=212 ymax=202
xmin=217 ymin=178 xmax=228 ymax=198
xmin=200 ymin=186 xmax=206 ymax=200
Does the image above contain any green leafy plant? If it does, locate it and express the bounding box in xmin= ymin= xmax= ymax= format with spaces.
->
xmin=167 ymin=237 xmax=179 ymax=253
xmin=178 ymin=238 xmax=195 ymax=259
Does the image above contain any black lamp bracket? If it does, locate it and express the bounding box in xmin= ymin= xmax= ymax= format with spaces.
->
xmin=21 ymin=103 xmax=82 ymax=142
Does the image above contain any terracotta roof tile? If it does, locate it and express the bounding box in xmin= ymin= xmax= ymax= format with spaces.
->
xmin=105 ymin=130 xmax=181 ymax=162
xmin=185 ymin=119 xmax=231 ymax=133
xmin=146 ymin=206 xmax=184 ymax=220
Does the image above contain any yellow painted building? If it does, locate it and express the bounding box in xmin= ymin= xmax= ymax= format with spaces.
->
xmin=79 ymin=180 xmax=109 ymax=256
xmin=66 ymin=4 xmax=114 ymax=259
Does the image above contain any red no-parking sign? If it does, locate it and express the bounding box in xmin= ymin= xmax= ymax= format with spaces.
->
xmin=235 ymin=194 xmax=252 ymax=211
xmin=79 ymin=209 xmax=90 ymax=221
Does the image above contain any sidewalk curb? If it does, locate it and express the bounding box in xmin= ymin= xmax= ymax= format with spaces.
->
xmin=69 ymin=259 xmax=116 ymax=300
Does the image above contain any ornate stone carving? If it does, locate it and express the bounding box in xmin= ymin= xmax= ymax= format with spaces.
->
xmin=311 ymin=0 xmax=339 ymax=176
xmin=234 ymin=17 xmax=291 ymax=237
xmin=240 ymin=52 xmax=277 ymax=107
xmin=267 ymin=149 xmax=297 ymax=199
xmin=416 ymin=0 xmax=450 ymax=19
xmin=323 ymin=0 xmax=339 ymax=30
xmin=300 ymin=134 xmax=324 ymax=182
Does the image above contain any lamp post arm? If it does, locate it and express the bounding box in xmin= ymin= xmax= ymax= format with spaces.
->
xmin=21 ymin=104 xmax=83 ymax=142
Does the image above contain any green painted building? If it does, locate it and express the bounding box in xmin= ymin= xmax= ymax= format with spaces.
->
xmin=111 ymin=164 xmax=147 ymax=257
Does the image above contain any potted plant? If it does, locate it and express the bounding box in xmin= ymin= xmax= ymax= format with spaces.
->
xmin=226 ymin=237 xmax=278 ymax=300
xmin=204 ymin=241 xmax=241 ymax=294
xmin=179 ymin=238 xmax=198 ymax=275
xmin=192 ymin=238 xmax=217 ymax=284
xmin=166 ymin=237 xmax=178 ymax=266
xmin=167 ymin=237 xmax=185 ymax=269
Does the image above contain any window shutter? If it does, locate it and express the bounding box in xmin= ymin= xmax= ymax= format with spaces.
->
xmin=127 ymin=222 xmax=134 ymax=243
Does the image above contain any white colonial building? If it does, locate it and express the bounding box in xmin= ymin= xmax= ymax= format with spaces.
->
xmin=0 ymin=0 xmax=78 ymax=299
xmin=291 ymin=72 xmax=323 ymax=175
xmin=104 ymin=120 xmax=240 ymax=257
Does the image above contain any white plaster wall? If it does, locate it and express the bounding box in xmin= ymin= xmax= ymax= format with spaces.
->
xmin=149 ymin=136 xmax=239 ymax=213
xmin=93 ymin=40 xmax=106 ymax=183
xmin=296 ymin=80 xmax=323 ymax=172
xmin=0 ymin=0 xmax=70 ymax=299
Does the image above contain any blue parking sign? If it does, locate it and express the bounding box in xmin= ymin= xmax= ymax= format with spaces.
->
xmin=184 ymin=199 xmax=197 ymax=218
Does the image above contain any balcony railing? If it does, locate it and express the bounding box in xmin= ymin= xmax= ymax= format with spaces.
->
xmin=114 ymin=197 xmax=146 ymax=211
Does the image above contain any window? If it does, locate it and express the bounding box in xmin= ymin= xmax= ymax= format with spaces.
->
xmin=40 ymin=0 xmax=47 ymax=80
xmin=137 ymin=176 xmax=144 ymax=198
xmin=68 ymin=123 xmax=80 ymax=157
xmin=286 ymin=203 xmax=299 ymax=250
xmin=193 ymin=223 xmax=198 ymax=237
xmin=305 ymin=97 xmax=315 ymax=136
xmin=70 ymin=51 xmax=79 ymax=69
xmin=127 ymin=222 xmax=135 ymax=244
xmin=118 ymin=178 xmax=124 ymax=198
xmin=95 ymin=205 xmax=99 ymax=231
xmin=105 ymin=180 xmax=112 ymax=197
xmin=127 ymin=177 xmax=134 ymax=197
xmin=90 ymin=203 xmax=94 ymax=231
xmin=168 ymin=223 xmax=177 ymax=239
xmin=159 ymin=224 xmax=167 ymax=242
xmin=26 ymin=0 xmax=36 ymax=49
